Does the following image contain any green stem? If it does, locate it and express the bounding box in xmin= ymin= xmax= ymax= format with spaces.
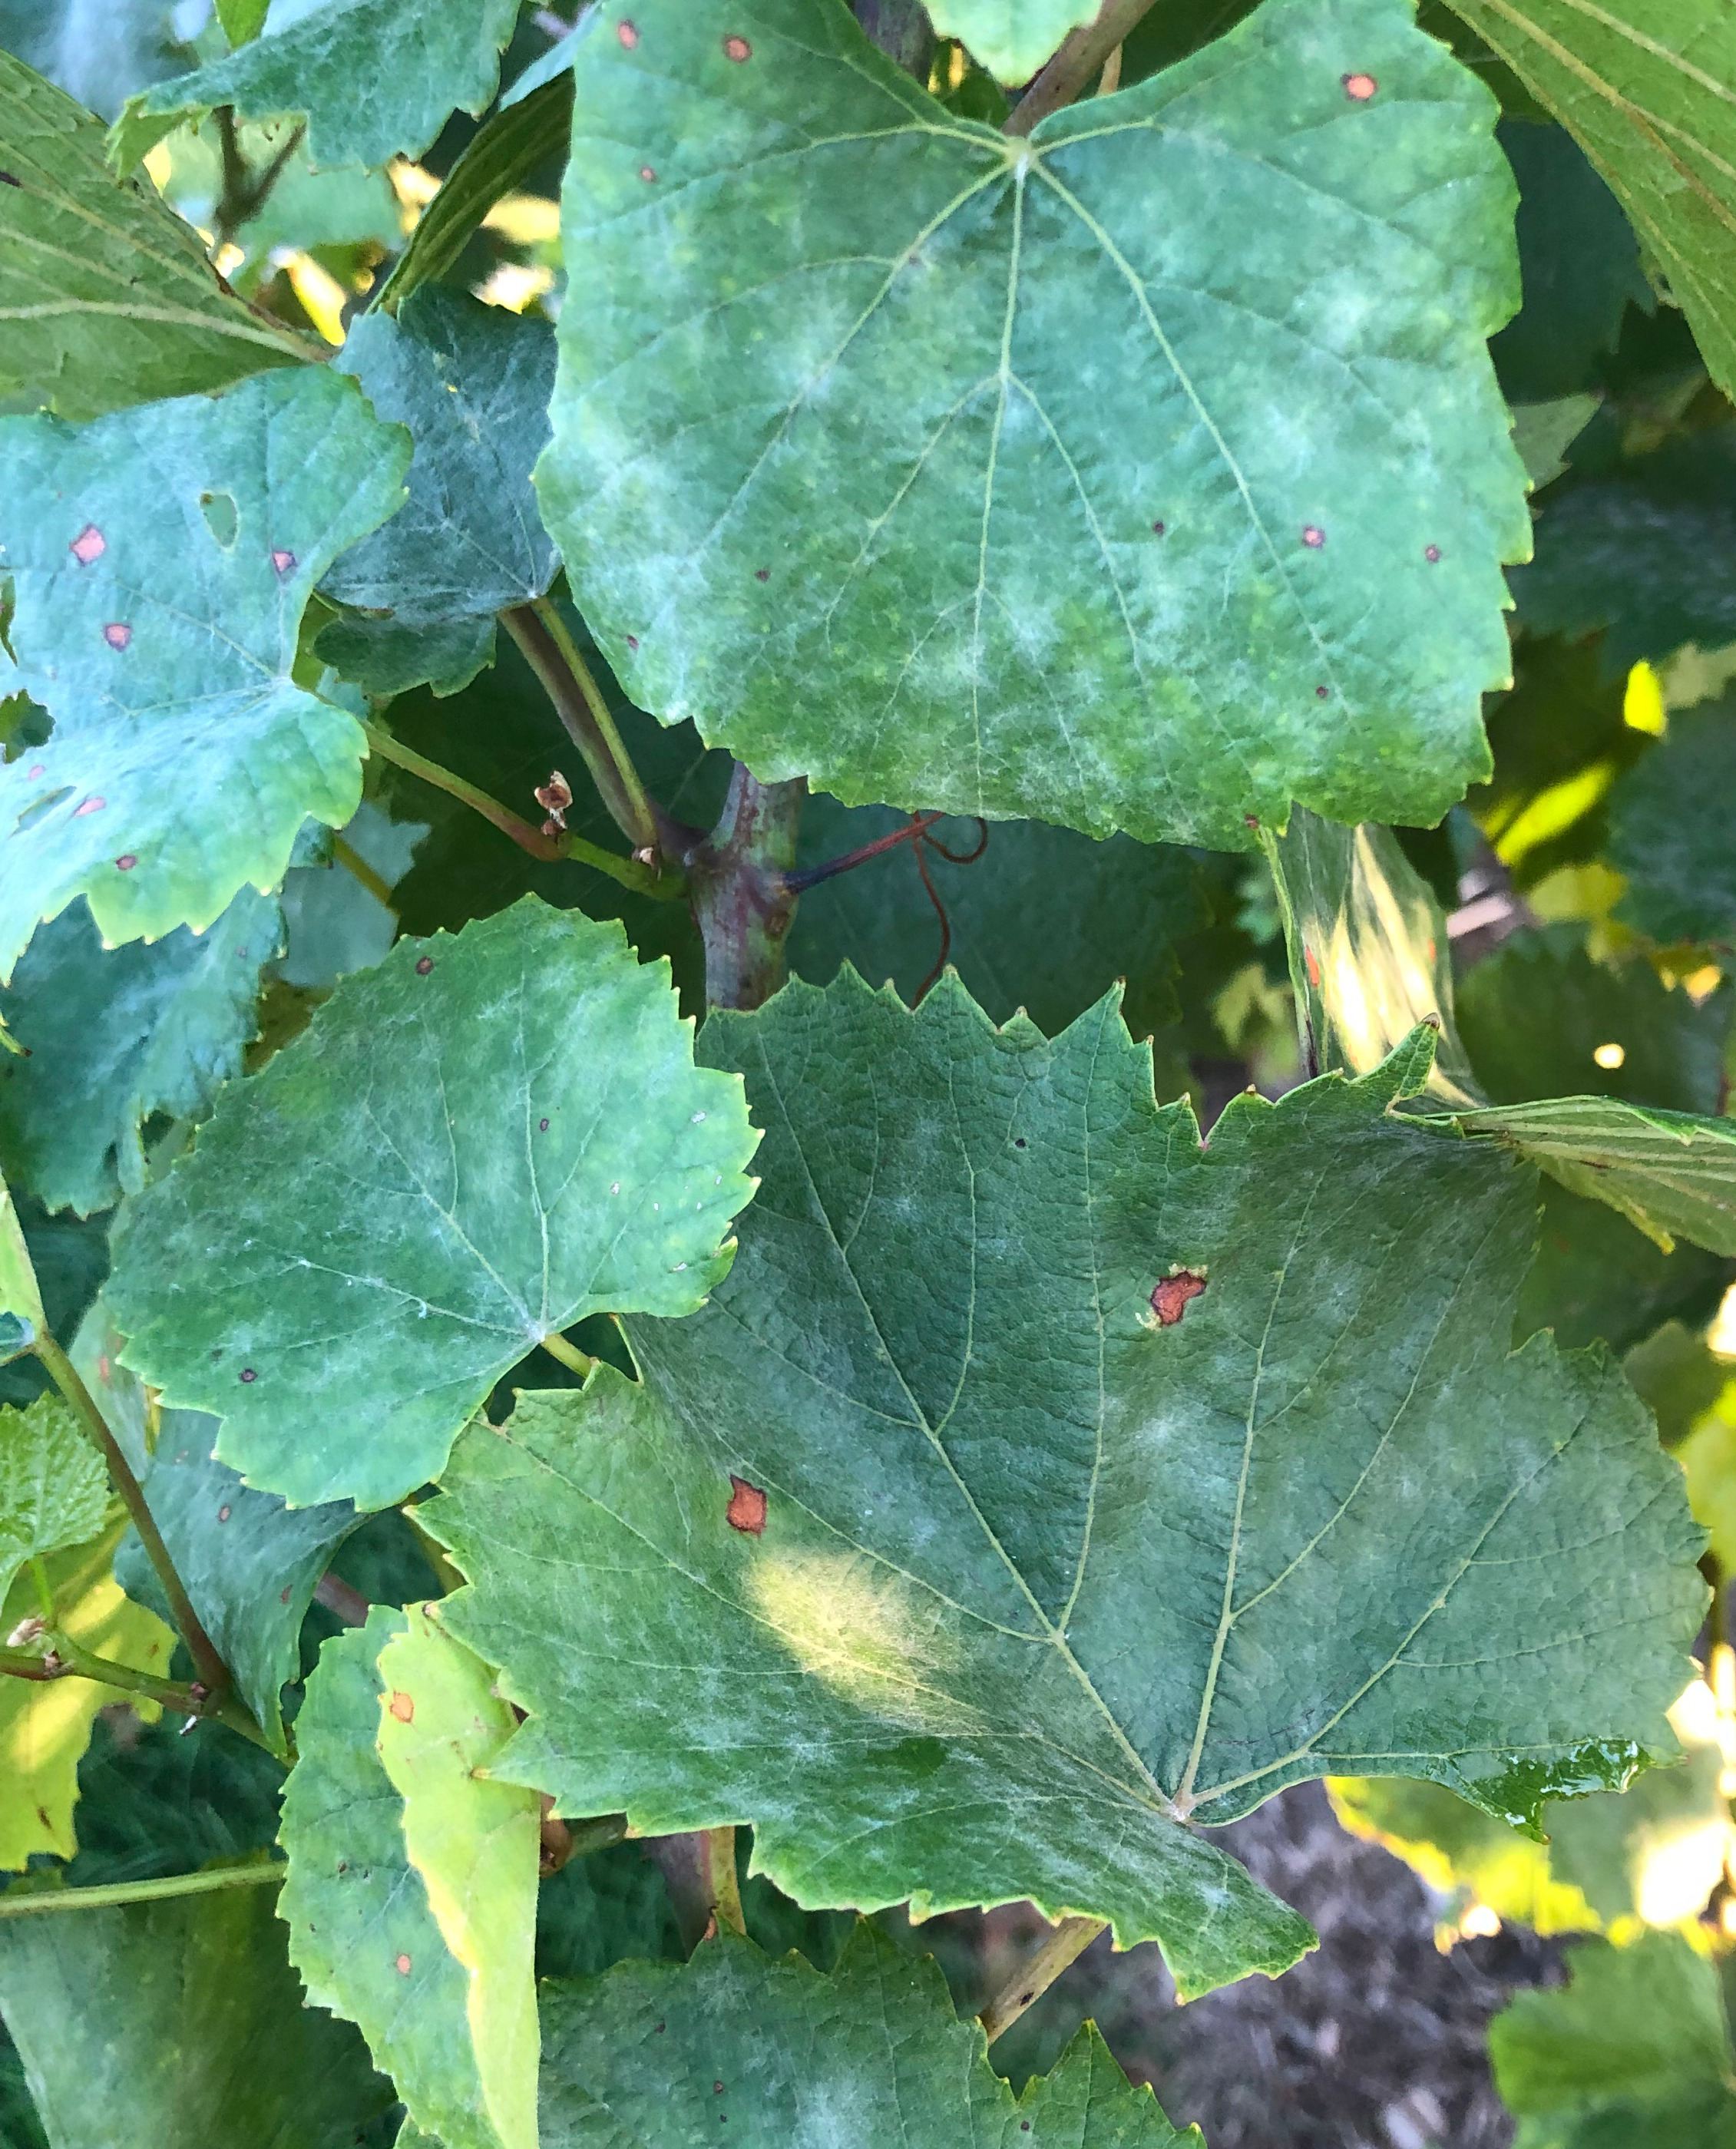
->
xmin=361 ymin=719 xmax=683 ymax=901
xmin=978 ymin=1915 xmax=1106 ymax=2044
xmin=532 ymin=598 xmax=661 ymax=857
xmin=31 ymin=1334 xmax=236 ymax=1713
xmin=689 ymin=766 xmax=806 ymax=1010
xmin=28 ymin=1556 xmax=52 ymax=1625
xmin=2 ymin=1639 xmax=211 ymax=1719
xmin=1003 ymin=0 xmax=1162 ymax=134
xmin=501 ymin=604 xmax=663 ymax=858
xmin=0 ymin=1863 xmax=282 ymax=1919
xmin=539 ymin=1328 xmax=596 ymax=1377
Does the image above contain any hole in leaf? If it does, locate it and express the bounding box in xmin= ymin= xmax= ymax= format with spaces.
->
xmin=199 ymin=491 xmax=239 ymax=548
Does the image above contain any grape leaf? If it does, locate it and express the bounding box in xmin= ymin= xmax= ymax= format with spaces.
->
xmin=1332 ymin=1680 xmax=1735 ymax=1934
xmin=924 ymin=0 xmax=1098 ymax=83
xmin=0 ymin=890 xmax=281 ymax=1220
xmin=111 ymin=0 xmax=523 ymax=174
xmin=1511 ymin=436 xmax=1736 ymax=669
xmin=0 ymin=0 xmax=195 ymax=121
xmin=0 ymin=367 xmax=410 ymax=980
xmin=1441 ymin=0 xmax=1736 ymax=405
xmin=1261 ymin=806 xmax=1480 ymax=1106
xmin=539 ymin=0 xmax=1528 ymax=850
xmin=1490 ymin=1930 xmax=1736 ymax=2147
xmin=1606 ymin=702 xmax=1736 ymax=948
xmin=0 ymin=1519 xmax=173 ymax=1870
xmin=0 ymin=1397 xmax=106 ymax=1611
xmin=324 ymin=289 xmax=559 ymax=627
xmin=428 ymin=976 xmax=1704 ymax=2002
xmin=0 ymin=1204 xmax=106 ymax=1412
xmin=106 ymin=897 xmax=760 ymax=1509
xmin=0 ymin=1879 xmax=395 ymax=2148
xmin=539 ymin=1922 xmax=1199 ymax=2147
xmin=275 ymin=800 xmax=428 ymax=992
xmin=1489 ymin=120 xmax=1652 ymax=404
xmin=1452 ymin=1094 xmax=1736 ymax=1258
xmin=74 ymin=1318 xmax=358 ymax=1755
xmin=315 ymin=613 xmax=500 ymax=702
xmin=786 ymin=801 xmax=1209 ymax=1046
xmin=0 ymin=49 xmax=314 ymax=419
xmin=1457 ymin=927 xmax=1732 ymax=1115
xmin=1516 ymin=1180 xmax=1734 ymax=1357
xmin=280 ymin=1608 xmax=541 ymax=2149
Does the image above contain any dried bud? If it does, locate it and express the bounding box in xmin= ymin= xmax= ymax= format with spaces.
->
xmin=633 ymin=846 xmax=656 ymax=867
xmin=5 ymin=1615 xmax=45 ymax=1649
xmin=534 ymin=770 xmax=573 ymax=831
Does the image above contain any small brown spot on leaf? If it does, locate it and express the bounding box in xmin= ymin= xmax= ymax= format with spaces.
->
xmin=617 ymin=18 xmax=639 ymax=47
xmin=72 ymin=795 xmax=106 ymax=816
xmin=240 ymin=1367 xmax=256 ymax=1383
xmin=755 ymin=567 xmax=770 ymax=582
xmin=1152 ymin=1269 xmax=1207 ymax=1326
xmin=1424 ymin=544 xmax=1441 ymax=564
xmin=654 ymin=2021 xmax=666 ymax=2034
xmin=395 ymin=1953 xmax=412 ymax=1975
xmin=723 ymin=34 xmax=751 ymax=59
xmin=1152 ymin=520 xmax=1166 ymax=534
xmin=1244 ymin=814 xmax=1260 ymax=830
xmin=280 ymin=1587 xmax=292 ymax=1603
xmin=726 ymin=1476 xmax=767 ymax=1535
xmin=415 ymin=956 xmax=434 ymax=975
xmin=640 ymin=164 xmax=657 ymax=182
xmin=70 ymin=524 xmax=104 ymax=564
xmin=115 ymin=855 xmax=137 ymax=871
xmin=626 ymin=633 xmax=640 ymax=650
xmin=35 ymin=1807 xmax=48 ymax=1828
xmin=539 ymin=1117 xmax=550 ymax=1131
xmin=1301 ymin=525 xmax=1324 ymax=549
xmin=97 ymin=1354 xmax=110 ymax=1382
xmin=1343 ymin=71 xmax=1377 ymax=101
xmin=217 ymin=1504 xmax=231 ymax=1522
xmin=103 ymin=623 xmax=131 ymax=650
xmin=0 ymin=171 xmax=19 ymax=188
xmin=389 ymin=1691 xmax=415 ymax=1723
xmin=272 ymin=549 xmax=296 ymax=576
xmin=1314 ymin=685 xmax=1329 ymax=699
xmin=713 ymin=2081 xmax=726 ymax=2094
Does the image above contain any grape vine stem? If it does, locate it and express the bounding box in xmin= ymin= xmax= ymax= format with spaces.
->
xmin=979 ymin=1914 xmax=1107 ymax=2044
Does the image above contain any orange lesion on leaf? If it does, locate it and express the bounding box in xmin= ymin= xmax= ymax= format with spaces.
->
xmin=726 ymin=1476 xmax=767 ymax=1535
xmin=1151 ymin=1269 xmax=1208 ymax=1327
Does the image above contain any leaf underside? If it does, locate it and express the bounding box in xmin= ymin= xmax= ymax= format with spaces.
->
xmin=539 ymin=0 xmax=1529 ymax=848
xmin=431 ymin=974 xmax=1704 ymax=2001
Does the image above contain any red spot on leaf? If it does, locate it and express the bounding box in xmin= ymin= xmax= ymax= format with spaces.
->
xmin=1301 ymin=526 xmax=1325 ymax=550
xmin=1152 ymin=520 xmax=1166 ymax=535
xmin=103 ymin=623 xmax=131 ymax=650
xmin=240 ymin=1367 xmax=256 ymax=1383
xmin=617 ymin=18 xmax=638 ymax=45
xmin=70 ymin=524 xmax=104 ymax=564
xmin=539 ymin=1117 xmax=550 ymax=1132
xmin=415 ymin=956 xmax=434 ymax=975
xmin=395 ymin=1954 xmax=412 ymax=1975
xmin=640 ymin=164 xmax=657 ymax=182
xmin=724 ymin=34 xmax=752 ymax=59
xmin=72 ymin=795 xmax=106 ymax=816
xmin=1424 ymin=544 xmax=1441 ymax=564
xmin=389 ymin=1691 xmax=415 ymax=1723
xmin=115 ymin=855 xmax=137 ymax=871
xmin=1304 ymin=943 xmax=1321 ymax=988
xmin=726 ymin=1476 xmax=767 ymax=1535
xmin=626 ymin=634 xmax=640 ymax=650
xmin=1151 ymin=1269 xmax=1207 ymax=1326
xmin=97 ymin=1354 xmax=110 ymax=1382
xmin=755 ymin=567 xmax=770 ymax=582
xmin=217 ymin=1504 xmax=231 ymax=1523
xmin=1314 ymin=685 xmax=1329 ymax=699
xmin=26 ymin=765 xmax=44 ymax=779
xmin=272 ymin=549 xmax=296 ymax=576
xmin=1244 ymin=814 xmax=1259 ymax=830
xmin=1343 ymin=72 xmax=1377 ymax=101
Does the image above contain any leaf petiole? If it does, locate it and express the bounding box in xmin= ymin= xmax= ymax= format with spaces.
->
xmin=502 ymin=600 xmax=665 ymax=859
xmin=0 ymin=1861 xmax=283 ymax=1919
xmin=977 ymin=1914 xmax=1106 ymax=2044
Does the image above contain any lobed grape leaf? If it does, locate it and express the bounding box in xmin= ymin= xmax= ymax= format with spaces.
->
xmin=75 ymin=1322 xmax=357 ymax=1756
xmin=0 ymin=1519 xmax=173 ymax=1870
xmin=0 ymin=1396 xmax=106 ymax=1612
xmin=1442 ymin=0 xmax=1736 ymax=405
xmin=924 ymin=0 xmax=1099 ymax=84
xmin=539 ymin=0 xmax=1529 ymax=850
xmin=0 ymin=367 xmax=409 ymax=980
xmin=105 ymin=897 xmax=760 ymax=1509
xmin=111 ymin=0 xmax=523 ymax=174
xmin=280 ymin=1608 xmax=541 ymax=2149
xmin=0 ymin=1880 xmax=395 ymax=2147
xmin=273 ymin=800 xmax=428 ymax=993
xmin=1605 ymin=702 xmax=1736 ymax=949
xmin=539 ymin=1922 xmax=1199 ymax=2146
xmin=324 ymin=288 xmax=559 ymax=632
xmin=428 ymin=975 xmax=1704 ymax=2002
xmin=1489 ymin=1929 xmax=1736 ymax=2147
xmin=0 ymin=49 xmax=313 ymax=420
xmin=0 ymin=890 xmax=281 ymax=1220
